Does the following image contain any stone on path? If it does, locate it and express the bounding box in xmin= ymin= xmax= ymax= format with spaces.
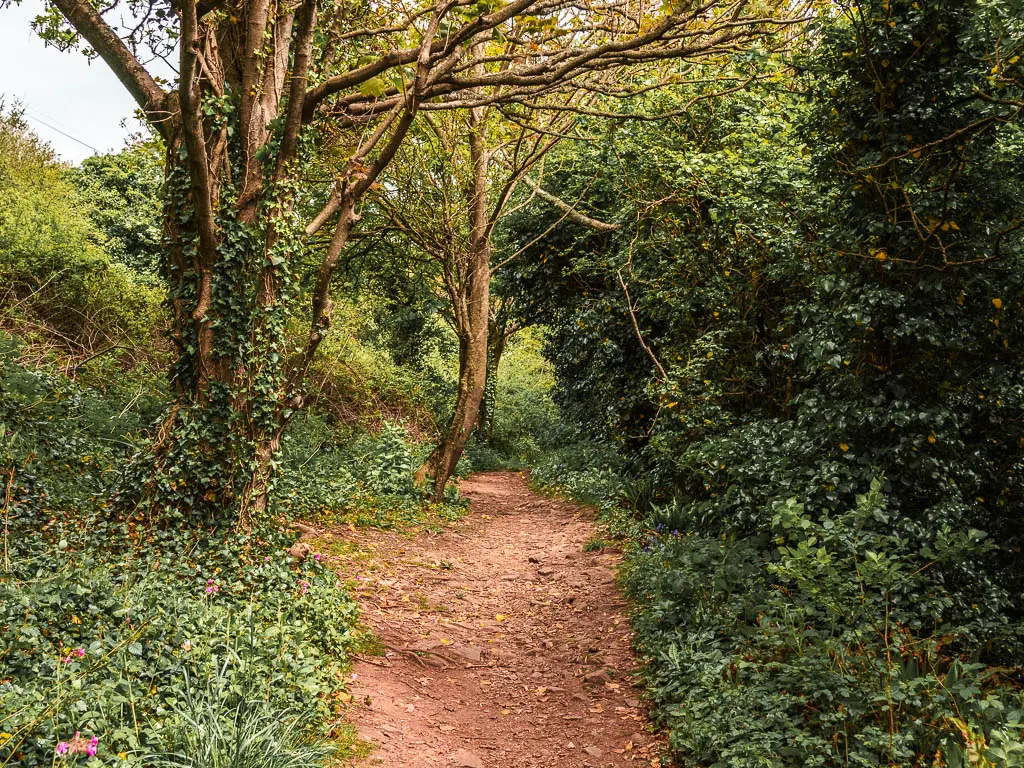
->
xmin=583 ymin=669 xmax=612 ymax=685
xmin=452 ymin=748 xmax=484 ymax=767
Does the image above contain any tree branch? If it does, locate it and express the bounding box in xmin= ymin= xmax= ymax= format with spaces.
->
xmin=522 ymin=176 xmax=620 ymax=232
xmin=48 ymin=0 xmax=169 ymax=133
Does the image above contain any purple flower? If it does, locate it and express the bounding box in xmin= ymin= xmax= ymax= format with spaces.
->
xmin=56 ymin=742 xmax=70 ymax=755
xmin=298 ymin=580 xmax=310 ymax=596
xmin=87 ymin=736 xmax=98 ymax=757
xmin=314 ymin=553 xmax=321 ymax=562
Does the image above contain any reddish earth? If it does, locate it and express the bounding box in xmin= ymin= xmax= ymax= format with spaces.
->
xmin=315 ymin=471 xmax=663 ymax=768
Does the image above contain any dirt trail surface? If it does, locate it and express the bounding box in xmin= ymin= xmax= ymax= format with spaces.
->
xmin=316 ymin=471 xmax=661 ymax=768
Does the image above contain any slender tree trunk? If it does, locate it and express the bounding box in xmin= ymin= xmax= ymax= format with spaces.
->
xmin=416 ymin=244 xmax=490 ymax=501
xmin=416 ymin=96 xmax=492 ymax=501
xmin=475 ymin=323 xmax=507 ymax=442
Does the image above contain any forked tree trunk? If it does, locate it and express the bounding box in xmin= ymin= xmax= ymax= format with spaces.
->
xmin=114 ymin=4 xmax=408 ymax=530
xmin=415 ymin=100 xmax=492 ymax=501
xmin=415 ymin=244 xmax=490 ymax=502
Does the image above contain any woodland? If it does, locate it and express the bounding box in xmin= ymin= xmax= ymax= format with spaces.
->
xmin=1 ymin=0 xmax=1023 ymax=765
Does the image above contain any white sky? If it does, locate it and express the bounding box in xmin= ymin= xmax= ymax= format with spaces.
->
xmin=0 ymin=0 xmax=154 ymax=164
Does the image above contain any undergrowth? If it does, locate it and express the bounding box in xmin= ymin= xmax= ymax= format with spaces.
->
xmin=531 ymin=462 xmax=1024 ymax=767
xmin=0 ymin=332 xmax=454 ymax=766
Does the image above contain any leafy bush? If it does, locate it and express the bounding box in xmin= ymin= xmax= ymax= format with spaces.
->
xmin=624 ymin=480 xmax=1024 ymax=767
xmin=276 ymin=413 xmax=464 ymax=531
xmin=531 ymin=442 xmax=626 ymax=505
xmin=0 ymin=334 xmax=361 ymax=767
xmin=0 ymin=516 xmax=360 ymax=767
xmin=482 ymin=328 xmax=562 ymax=464
xmin=0 ymin=110 xmax=163 ymax=363
xmin=512 ymin=4 xmax=1024 ymax=764
xmin=69 ymin=141 xmax=164 ymax=278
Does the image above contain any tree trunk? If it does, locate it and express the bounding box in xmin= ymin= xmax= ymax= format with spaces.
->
xmin=416 ymin=244 xmax=490 ymax=502
xmin=104 ymin=1 xmax=419 ymax=530
xmin=416 ymin=95 xmax=492 ymax=501
xmin=475 ymin=322 xmax=507 ymax=442
xmin=124 ymin=139 xmax=301 ymax=529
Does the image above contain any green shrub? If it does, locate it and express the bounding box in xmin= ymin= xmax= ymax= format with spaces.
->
xmin=276 ymin=413 xmax=464 ymax=531
xmin=624 ymin=480 xmax=1024 ymax=767
xmin=0 ymin=111 xmax=163 ymax=361
xmin=531 ymin=443 xmax=626 ymax=505
xmin=0 ymin=515 xmax=361 ymax=767
xmin=0 ymin=333 xmax=361 ymax=767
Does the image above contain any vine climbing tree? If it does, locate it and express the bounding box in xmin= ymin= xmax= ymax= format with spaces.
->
xmin=25 ymin=0 xmax=805 ymax=526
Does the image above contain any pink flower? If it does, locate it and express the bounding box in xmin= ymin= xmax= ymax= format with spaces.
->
xmin=298 ymin=580 xmax=309 ymax=596
xmin=205 ymin=579 xmax=219 ymax=595
xmin=74 ymin=648 xmax=85 ymax=657
xmin=55 ymin=732 xmax=97 ymax=757
xmin=314 ymin=553 xmax=321 ymax=562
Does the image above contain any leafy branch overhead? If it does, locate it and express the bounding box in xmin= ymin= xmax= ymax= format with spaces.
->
xmin=31 ymin=0 xmax=806 ymax=526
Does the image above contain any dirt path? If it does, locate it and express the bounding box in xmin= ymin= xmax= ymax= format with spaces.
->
xmin=316 ymin=471 xmax=661 ymax=768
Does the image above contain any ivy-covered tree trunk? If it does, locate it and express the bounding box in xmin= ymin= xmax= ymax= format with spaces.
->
xmin=137 ymin=159 xmax=291 ymax=527
xmin=110 ymin=3 xmax=409 ymax=529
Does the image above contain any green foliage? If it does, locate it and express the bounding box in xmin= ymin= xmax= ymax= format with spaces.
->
xmin=513 ymin=2 xmax=1024 ymax=764
xmin=624 ymin=480 xmax=1024 ymax=767
xmin=0 ymin=109 xmax=162 ymax=359
xmin=302 ymin=301 xmax=439 ymax=437
xmin=0 ymin=335 xmax=361 ymax=767
xmin=70 ymin=141 xmax=165 ymax=277
xmin=275 ymin=412 xmax=464 ymax=532
xmin=148 ymin=664 xmax=336 ymax=768
xmin=0 ymin=522 xmax=358 ymax=767
xmin=530 ymin=442 xmax=625 ymax=506
xmin=483 ymin=328 xmax=561 ymax=463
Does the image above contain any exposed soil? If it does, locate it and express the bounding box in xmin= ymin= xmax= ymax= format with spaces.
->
xmin=314 ymin=471 xmax=662 ymax=768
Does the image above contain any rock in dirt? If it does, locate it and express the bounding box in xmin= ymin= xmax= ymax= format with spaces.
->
xmin=287 ymin=541 xmax=312 ymax=560
xmin=452 ymin=748 xmax=484 ymax=768
xmin=583 ymin=669 xmax=612 ymax=685
xmin=537 ymin=567 xmax=554 ymax=576
xmin=452 ymin=645 xmax=485 ymax=662
xmin=583 ymin=745 xmax=605 ymax=758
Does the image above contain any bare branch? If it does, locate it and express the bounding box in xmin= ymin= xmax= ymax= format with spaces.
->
xmin=522 ymin=175 xmax=620 ymax=232
xmin=618 ymin=269 xmax=668 ymax=381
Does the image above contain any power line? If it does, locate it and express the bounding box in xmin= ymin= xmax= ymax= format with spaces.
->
xmin=25 ymin=111 xmax=101 ymax=154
